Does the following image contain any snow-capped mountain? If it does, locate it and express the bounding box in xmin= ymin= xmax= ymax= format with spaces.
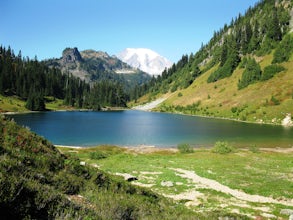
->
xmin=117 ymin=48 xmax=173 ymax=76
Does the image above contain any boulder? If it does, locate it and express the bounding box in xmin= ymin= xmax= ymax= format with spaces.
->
xmin=282 ymin=113 xmax=293 ymax=127
xmin=280 ymin=209 xmax=293 ymax=215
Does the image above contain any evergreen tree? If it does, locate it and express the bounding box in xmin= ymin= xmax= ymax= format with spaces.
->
xmin=238 ymin=58 xmax=261 ymax=89
xmin=267 ymin=7 xmax=282 ymax=41
xmin=272 ymin=34 xmax=293 ymax=64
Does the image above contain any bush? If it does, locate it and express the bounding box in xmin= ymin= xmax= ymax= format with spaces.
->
xmin=249 ymin=144 xmax=260 ymax=153
xmin=89 ymin=151 xmax=108 ymax=160
xmin=54 ymin=172 xmax=83 ymax=195
xmin=261 ymin=64 xmax=285 ymax=81
xmin=177 ymin=143 xmax=194 ymax=153
xmin=270 ymin=95 xmax=280 ymax=105
xmin=231 ymin=107 xmax=238 ymax=113
xmin=212 ymin=141 xmax=235 ymax=154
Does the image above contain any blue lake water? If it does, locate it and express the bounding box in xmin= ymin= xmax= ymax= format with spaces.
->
xmin=9 ymin=110 xmax=293 ymax=147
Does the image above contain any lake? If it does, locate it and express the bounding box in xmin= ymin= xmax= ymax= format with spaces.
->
xmin=9 ymin=110 xmax=293 ymax=147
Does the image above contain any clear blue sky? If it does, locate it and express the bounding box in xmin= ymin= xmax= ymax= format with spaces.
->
xmin=1 ymin=0 xmax=260 ymax=62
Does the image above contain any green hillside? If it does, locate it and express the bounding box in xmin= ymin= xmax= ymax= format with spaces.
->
xmin=159 ymin=53 xmax=293 ymax=125
xmin=133 ymin=0 xmax=293 ymax=125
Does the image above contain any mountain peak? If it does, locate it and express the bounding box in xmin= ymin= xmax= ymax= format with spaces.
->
xmin=61 ymin=47 xmax=83 ymax=64
xmin=117 ymin=48 xmax=173 ymax=76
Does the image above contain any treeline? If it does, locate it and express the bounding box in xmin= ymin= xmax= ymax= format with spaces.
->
xmin=130 ymin=0 xmax=292 ymax=100
xmin=0 ymin=46 xmax=127 ymax=111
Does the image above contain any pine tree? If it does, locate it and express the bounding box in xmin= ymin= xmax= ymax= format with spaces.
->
xmin=267 ymin=7 xmax=282 ymax=41
xmin=238 ymin=58 xmax=261 ymax=89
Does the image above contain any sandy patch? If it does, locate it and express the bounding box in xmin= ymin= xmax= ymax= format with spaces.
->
xmin=260 ymin=147 xmax=293 ymax=153
xmin=126 ymin=145 xmax=178 ymax=154
xmin=163 ymin=190 xmax=204 ymax=207
xmin=55 ymin=145 xmax=83 ymax=149
xmin=140 ymin=171 xmax=163 ymax=175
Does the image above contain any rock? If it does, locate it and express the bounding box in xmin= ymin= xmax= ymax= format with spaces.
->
xmin=280 ymin=209 xmax=293 ymax=215
xmin=261 ymin=213 xmax=276 ymax=219
xmin=185 ymin=200 xmax=202 ymax=207
xmin=34 ymin=173 xmax=46 ymax=183
xmin=218 ymin=217 xmax=236 ymax=220
xmin=127 ymin=177 xmax=138 ymax=182
xmin=290 ymin=215 xmax=293 ymax=220
xmin=62 ymin=47 xmax=83 ymax=64
xmin=115 ymin=173 xmax=138 ymax=182
xmin=282 ymin=113 xmax=293 ymax=127
xmin=80 ymin=161 xmax=86 ymax=166
xmin=161 ymin=181 xmax=173 ymax=187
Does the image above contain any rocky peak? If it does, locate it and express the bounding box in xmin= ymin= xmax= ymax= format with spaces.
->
xmin=61 ymin=47 xmax=83 ymax=64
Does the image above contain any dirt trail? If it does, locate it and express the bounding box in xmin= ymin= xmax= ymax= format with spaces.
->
xmin=132 ymin=97 xmax=166 ymax=111
xmin=172 ymin=168 xmax=293 ymax=207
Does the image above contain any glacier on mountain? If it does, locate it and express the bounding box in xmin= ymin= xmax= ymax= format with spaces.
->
xmin=117 ymin=48 xmax=173 ymax=76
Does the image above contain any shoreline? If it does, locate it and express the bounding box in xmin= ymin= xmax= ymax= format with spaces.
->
xmin=55 ymin=144 xmax=177 ymax=149
xmin=148 ymin=108 xmax=293 ymax=128
xmin=131 ymin=96 xmax=292 ymax=127
xmin=55 ymin=144 xmax=293 ymax=154
xmin=2 ymin=106 xmax=292 ymax=128
xmin=55 ymin=144 xmax=180 ymax=154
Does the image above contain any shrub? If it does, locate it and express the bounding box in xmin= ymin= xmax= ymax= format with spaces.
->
xmin=249 ymin=144 xmax=260 ymax=153
xmin=212 ymin=141 xmax=235 ymax=154
xmin=65 ymin=157 xmax=91 ymax=179
xmin=53 ymin=172 xmax=83 ymax=195
xmin=231 ymin=107 xmax=238 ymax=113
xmin=177 ymin=143 xmax=194 ymax=153
xmin=239 ymin=56 xmax=248 ymax=68
xmin=261 ymin=64 xmax=285 ymax=81
xmin=89 ymin=151 xmax=108 ymax=160
xmin=270 ymin=95 xmax=280 ymax=105
xmin=178 ymin=92 xmax=183 ymax=97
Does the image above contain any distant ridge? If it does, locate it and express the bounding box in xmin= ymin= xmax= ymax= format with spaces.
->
xmin=44 ymin=47 xmax=151 ymax=89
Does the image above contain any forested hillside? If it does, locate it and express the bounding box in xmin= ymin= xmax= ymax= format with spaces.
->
xmin=133 ymin=0 xmax=293 ymax=125
xmin=0 ymin=46 xmax=128 ymax=111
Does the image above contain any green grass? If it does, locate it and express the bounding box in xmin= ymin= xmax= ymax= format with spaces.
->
xmin=0 ymin=94 xmax=27 ymax=112
xmin=45 ymin=96 xmax=77 ymax=111
xmin=64 ymin=145 xmax=293 ymax=218
xmin=0 ymin=95 xmax=78 ymax=113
